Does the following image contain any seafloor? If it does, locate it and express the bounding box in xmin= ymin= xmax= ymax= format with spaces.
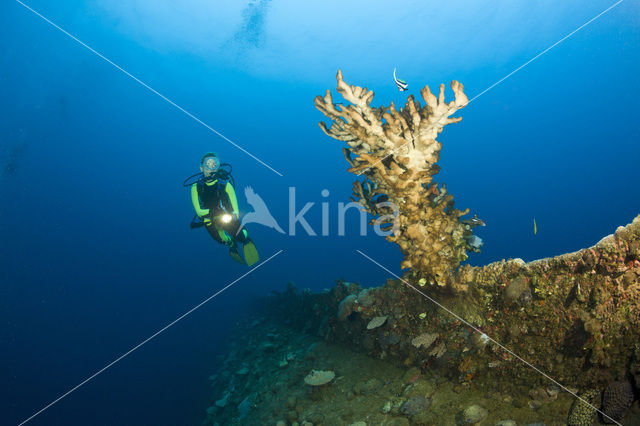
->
xmin=203 ymin=310 xmax=640 ymax=425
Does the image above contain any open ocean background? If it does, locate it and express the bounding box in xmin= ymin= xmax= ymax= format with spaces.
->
xmin=1 ymin=0 xmax=638 ymax=424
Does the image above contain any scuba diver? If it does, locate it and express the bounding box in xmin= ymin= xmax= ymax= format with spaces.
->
xmin=185 ymin=152 xmax=260 ymax=266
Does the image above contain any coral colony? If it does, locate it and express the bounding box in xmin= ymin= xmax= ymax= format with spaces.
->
xmin=315 ymin=70 xmax=476 ymax=285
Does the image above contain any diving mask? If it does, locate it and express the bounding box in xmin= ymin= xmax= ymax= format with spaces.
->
xmin=202 ymin=156 xmax=220 ymax=174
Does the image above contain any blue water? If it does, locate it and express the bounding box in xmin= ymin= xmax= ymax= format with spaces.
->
xmin=1 ymin=0 xmax=638 ymax=424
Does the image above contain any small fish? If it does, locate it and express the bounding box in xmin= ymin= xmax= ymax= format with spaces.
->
xmin=393 ymin=68 xmax=408 ymax=91
xmin=534 ymin=218 xmax=537 ymax=235
xmin=462 ymin=215 xmax=486 ymax=227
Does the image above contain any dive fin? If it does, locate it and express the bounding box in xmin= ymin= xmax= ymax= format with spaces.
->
xmin=229 ymin=244 xmax=245 ymax=265
xmin=242 ymin=241 xmax=260 ymax=267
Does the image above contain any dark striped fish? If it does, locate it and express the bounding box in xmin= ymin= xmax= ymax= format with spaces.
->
xmin=393 ymin=68 xmax=408 ymax=91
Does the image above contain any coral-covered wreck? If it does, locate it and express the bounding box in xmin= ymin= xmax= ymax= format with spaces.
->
xmin=264 ymin=71 xmax=640 ymax=423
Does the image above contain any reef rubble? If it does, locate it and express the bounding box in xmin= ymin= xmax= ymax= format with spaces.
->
xmin=203 ymin=314 xmax=579 ymax=425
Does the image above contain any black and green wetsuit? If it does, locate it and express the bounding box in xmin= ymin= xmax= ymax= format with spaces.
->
xmin=190 ymin=177 xmax=250 ymax=246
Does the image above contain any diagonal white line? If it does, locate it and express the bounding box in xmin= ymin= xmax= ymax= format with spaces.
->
xmin=356 ymin=151 xmax=393 ymax=176
xmin=468 ymin=0 xmax=624 ymax=104
xmin=18 ymin=250 xmax=284 ymax=425
xmin=15 ymin=0 xmax=284 ymax=177
xmin=356 ymin=249 xmax=621 ymax=425
xmin=355 ymin=0 xmax=624 ymax=176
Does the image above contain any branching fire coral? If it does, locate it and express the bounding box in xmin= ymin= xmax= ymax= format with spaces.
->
xmin=315 ymin=70 xmax=482 ymax=286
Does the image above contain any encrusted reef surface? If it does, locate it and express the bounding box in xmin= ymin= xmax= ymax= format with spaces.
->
xmin=262 ymin=216 xmax=640 ymax=414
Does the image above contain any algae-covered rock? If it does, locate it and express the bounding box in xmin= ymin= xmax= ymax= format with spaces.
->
xmin=237 ymin=395 xmax=252 ymax=419
xmin=361 ymin=377 xmax=382 ymax=395
xmin=306 ymin=412 xmax=324 ymax=423
xmin=470 ymin=332 xmax=489 ymax=349
xmin=285 ymin=396 xmax=297 ymax=408
xmin=400 ymin=396 xmax=431 ymax=416
xmin=379 ymin=332 xmax=401 ymax=350
xmin=261 ymin=342 xmax=277 ymax=352
xmin=428 ymin=341 xmax=447 ymax=358
xmin=384 ymin=418 xmax=410 ymax=426
xmin=631 ymin=345 xmax=640 ymax=391
xmin=405 ymin=379 xmax=435 ymax=399
xmin=505 ymin=275 xmax=530 ymax=304
xmin=402 ymin=367 xmax=421 ymax=384
xmin=567 ymin=389 xmax=600 ymax=426
xmin=411 ymin=333 xmax=438 ymax=349
xmin=215 ymin=390 xmax=231 ymax=408
xmin=338 ymin=295 xmax=358 ymax=321
xmin=461 ymin=404 xmax=488 ymax=424
xmin=357 ymin=288 xmax=376 ymax=307
xmin=381 ymin=396 xmax=404 ymax=415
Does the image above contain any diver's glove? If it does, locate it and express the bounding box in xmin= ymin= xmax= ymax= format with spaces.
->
xmin=190 ymin=214 xmax=206 ymax=229
xmin=190 ymin=220 xmax=205 ymax=229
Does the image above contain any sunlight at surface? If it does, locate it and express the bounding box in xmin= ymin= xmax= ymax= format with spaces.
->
xmin=93 ymin=0 xmax=612 ymax=82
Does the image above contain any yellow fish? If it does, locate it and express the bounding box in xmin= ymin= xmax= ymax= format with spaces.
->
xmin=534 ymin=218 xmax=537 ymax=235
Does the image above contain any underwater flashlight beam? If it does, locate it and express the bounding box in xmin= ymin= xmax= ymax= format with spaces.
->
xmin=356 ymin=0 xmax=624 ymax=176
xmin=14 ymin=0 xmax=283 ymax=177
xmin=356 ymin=250 xmax=623 ymax=426
xmin=18 ymin=250 xmax=284 ymax=425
